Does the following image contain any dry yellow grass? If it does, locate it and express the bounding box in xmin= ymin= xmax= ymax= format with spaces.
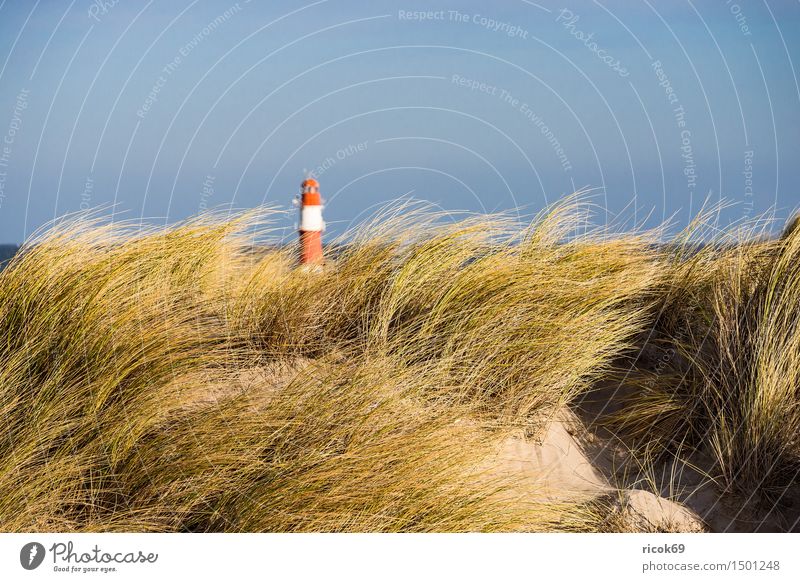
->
xmin=595 ymin=218 xmax=800 ymax=527
xmin=0 ymin=202 xmax=797 ymax=532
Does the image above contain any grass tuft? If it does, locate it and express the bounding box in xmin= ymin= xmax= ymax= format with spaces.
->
xmin=1 ymin=202 xmax=798 ymax=531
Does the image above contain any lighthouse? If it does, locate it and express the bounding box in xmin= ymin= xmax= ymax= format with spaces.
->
xmin=297 ymin=177 xmax=324 ymax=265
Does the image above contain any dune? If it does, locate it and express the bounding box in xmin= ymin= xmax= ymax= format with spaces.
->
xmin=1 ymin=201 xmax=800 ymax=532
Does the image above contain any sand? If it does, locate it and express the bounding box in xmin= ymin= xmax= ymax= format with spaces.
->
xmin=489 ymin=405 xmax=800 ymax=532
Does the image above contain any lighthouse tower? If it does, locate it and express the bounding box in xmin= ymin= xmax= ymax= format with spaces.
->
xmin=298 ymin=177 xmax=324 ymax=265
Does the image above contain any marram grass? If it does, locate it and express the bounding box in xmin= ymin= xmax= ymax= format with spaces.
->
xmin=0 ymin=202 xmax=797 ymax=532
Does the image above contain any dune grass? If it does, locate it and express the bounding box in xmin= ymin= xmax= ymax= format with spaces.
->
xmin=595 ymin=219 xmax=800 ymax=526
xmin=0 ymin=202 xmax=797 ymax=532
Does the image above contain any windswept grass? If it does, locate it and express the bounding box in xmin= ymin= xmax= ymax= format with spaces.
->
xmin=0 ymin=202 xmax=798 ymax=531
xmin=596 ymin=218 xmax=800 ymax=527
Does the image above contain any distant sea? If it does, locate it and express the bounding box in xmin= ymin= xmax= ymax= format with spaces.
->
xmin=0 ymin=244 xmax=19 ymax=269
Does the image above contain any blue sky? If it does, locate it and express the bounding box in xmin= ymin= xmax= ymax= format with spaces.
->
xmin=0 ymin=0 xmax=798 ymax=243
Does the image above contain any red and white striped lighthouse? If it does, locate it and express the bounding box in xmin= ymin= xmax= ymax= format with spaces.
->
xmin=298 ymin=177 xmax=324 ymax=265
